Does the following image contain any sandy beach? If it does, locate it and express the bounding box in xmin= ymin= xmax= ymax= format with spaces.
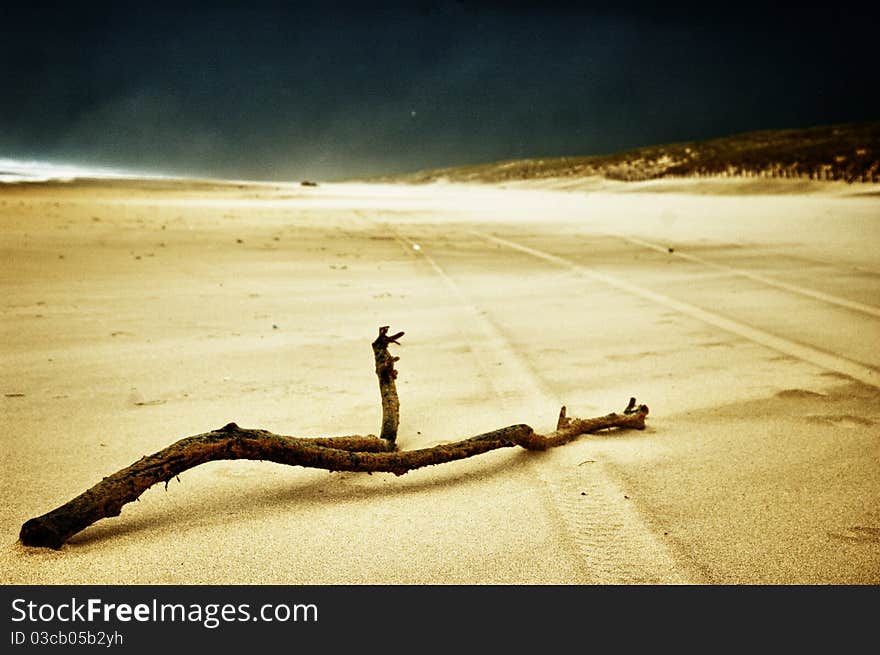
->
xmin=1 ymin=177 xmax=878 ymax=584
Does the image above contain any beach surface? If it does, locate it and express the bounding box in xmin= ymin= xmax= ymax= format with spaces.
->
xmin=2 ymin=176 xmax=878 ymax=584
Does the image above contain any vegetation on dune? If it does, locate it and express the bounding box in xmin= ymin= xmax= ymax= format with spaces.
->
xmin=377 ymin=122 xmax=880 ymax=185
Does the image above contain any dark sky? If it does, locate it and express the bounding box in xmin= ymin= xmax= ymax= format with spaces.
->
xmin=1 ymin=1 xmax=878 ymax=181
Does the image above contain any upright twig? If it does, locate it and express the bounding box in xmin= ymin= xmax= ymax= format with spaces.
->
xmin=372 ymin=325 xmax=404 ymax=445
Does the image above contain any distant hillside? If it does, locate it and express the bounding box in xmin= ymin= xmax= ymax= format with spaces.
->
xmin=377 ymin=122 xmax=880 ymax=185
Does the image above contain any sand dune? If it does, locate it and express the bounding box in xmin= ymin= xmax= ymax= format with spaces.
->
xmin=1 ymin=177 xmax=878 ymax=584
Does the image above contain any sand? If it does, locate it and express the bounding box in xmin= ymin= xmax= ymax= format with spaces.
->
xmin=1 ymin=177 xmax=878 ymax=584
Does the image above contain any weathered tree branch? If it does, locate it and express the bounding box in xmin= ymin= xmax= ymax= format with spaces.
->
xmin=19 ymin=327 xmax=649 ymax=549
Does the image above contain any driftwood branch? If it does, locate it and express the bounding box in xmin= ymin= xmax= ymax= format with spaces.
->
xmin=19 ymin=327 xmax=649 ymax=549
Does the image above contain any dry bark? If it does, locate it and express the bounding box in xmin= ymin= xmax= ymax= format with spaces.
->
xmin=372 ymin=325 xmax=404 ymax=445
xmin=19 ymin=326 xmax=649 ymax=549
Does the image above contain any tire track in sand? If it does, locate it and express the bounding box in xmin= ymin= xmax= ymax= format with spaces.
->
xmin=357 ymin=214 xmax=695 ymax=584
xmin=612 ymin=233 xmax=880 ymax=318
xmin=474 ymin=231 xmax=879 ymax=389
